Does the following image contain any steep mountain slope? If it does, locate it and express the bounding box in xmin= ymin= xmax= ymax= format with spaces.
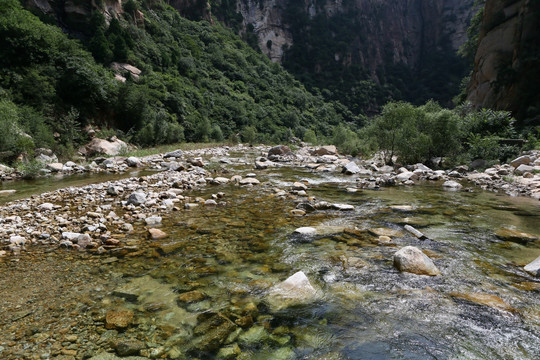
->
xmin=213 ymin=0 xmax=475 ymax=114
xmin=467 ymin=0 xmax=540 ymax=126
xmin=1 ymin=0 xmax=351 ymax=162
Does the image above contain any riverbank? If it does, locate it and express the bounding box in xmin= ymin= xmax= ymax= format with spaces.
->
xmin=1 ymin=145 xmax=540 ymax=258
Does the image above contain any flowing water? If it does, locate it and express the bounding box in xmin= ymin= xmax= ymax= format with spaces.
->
xmin=1 ymin=161 xmax=540 ymax=359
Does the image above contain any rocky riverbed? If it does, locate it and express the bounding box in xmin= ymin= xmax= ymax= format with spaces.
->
xmin=1 ymin=144 xmax=540 ymax=359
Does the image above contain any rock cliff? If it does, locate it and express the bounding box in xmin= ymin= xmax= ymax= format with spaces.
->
xmin=230 ymin=0 xmax=473 ymax=73
xmin=467 ymin=0 xmax=540 ymax=123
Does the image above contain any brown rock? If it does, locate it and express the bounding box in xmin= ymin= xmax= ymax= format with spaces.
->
xmin=105 ymin=310 xmax=134 ymax=329
xmin=369 ymin=227 xmax=404 ymax=238
xmin=148 ymin=228 xmax=168 ymax=240
xmin=178 ymin=290 xmax=206 ymax=303
xmin=235 ymin=315 xmax=253 ymax=328
xmin=495 ymin=228 xmax=538 ymax=244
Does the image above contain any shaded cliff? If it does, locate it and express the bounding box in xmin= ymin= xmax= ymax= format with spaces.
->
xmin=214 ymin=0 xmax=475 ymax=114
xmin=467 ymin=0 xmax=540 ymax=125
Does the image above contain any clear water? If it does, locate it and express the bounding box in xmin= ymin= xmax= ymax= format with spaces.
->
xmin=1 ymin=162 xmax=539 ymax=359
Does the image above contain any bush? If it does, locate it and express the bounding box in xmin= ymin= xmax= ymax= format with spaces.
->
xmin=0 ymin=99 xmax=35 ymax=155
xmin=16 ymin=159 xmax=43 ymax=179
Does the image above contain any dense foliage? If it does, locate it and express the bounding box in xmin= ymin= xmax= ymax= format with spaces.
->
xmin=361 ymin=101 xmax=521 ymax=167
xmin=0 ymin=0 xmax=357 ymax=163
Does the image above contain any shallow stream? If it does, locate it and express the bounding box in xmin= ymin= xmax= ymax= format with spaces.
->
xmin=1 ymin=160 xmax=539 ymax=359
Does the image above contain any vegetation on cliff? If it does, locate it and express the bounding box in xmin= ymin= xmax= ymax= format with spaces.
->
xmin=0 ymin=0 xmax=357 ymax=163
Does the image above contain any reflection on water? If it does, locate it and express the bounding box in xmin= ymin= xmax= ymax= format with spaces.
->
xmin=1 ymin=165 xmax=539 ymax=359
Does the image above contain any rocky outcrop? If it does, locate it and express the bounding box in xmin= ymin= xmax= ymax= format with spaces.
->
xmin=467 ymin=0 xmax=540 ymax=122
xmin=232 ymin=0 xmax=473 ymax=71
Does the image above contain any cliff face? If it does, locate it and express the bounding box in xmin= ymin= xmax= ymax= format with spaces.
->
xmin=467 ymin=0 xmax=540 ymax=123
xmin=234 ymin=0 xmax=473 ymax=73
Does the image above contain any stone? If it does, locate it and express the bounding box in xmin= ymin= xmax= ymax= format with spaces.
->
xmin=514 ymin=164 xmax=534 ymax=175
xmin=239 ymin=177 xmax=260 ymax=185
xmin=193 ymin=315 xmax=237 ymax=351
xmin=188 ymin=158 xmax=205 ymax=167
xmin=205 ymin=199 xmax=218 ymax=206
xmin=105 ymin=310 xmax=134 ymax=329
xmin=127 ymin=192 xmax=146 ymax=206
xmin=495 ymin=228 xmax=538 ymax=244
xmin=82 ymin=137 xmax=128 ymax=156
xmin=266 ymin=271 xmax=319 ymax=311
xmin=393 ymin=246 xmax=440 ymax=276
xmin=289 ymin=209 xmax=305 ymax=216
xmin=294 ymin=227 xmax=317 ymax=235
xmin=368 ymin=228 xmax=403 ymax=238
xmin=331 ymin=203 xmax=354 ymax=211
xmin=115 ymin=339 xmax=145 ymax=356
xmin=469 ymin=159 xmax=487 ymax=169
xmin=450 ymin=292 xmax=515 ymax=312
xmin=164 ymin=149 xmax=184 ymax=158
xmin=292 ymin=182 xmax=307 ymax=190
xmin=212 ymin=177 xmax=230 ymax=185
xmin=238 ymin=325 xmax=269 ymax=346
xmin=268 ymin=145 xmax=292 ymax=157
xmin=396 ymin=171 xmax=414 ymax=182
xmin=46 ymin=162 xmax=63 ymax=172
xmin=145 ymin=216 xmax=162 ymax=226
xmin=126 ymin=157 xmax=141 ymax=167
xmin=9 ymin=236 xmax=26 ymax=246
xmin=216 ymin=344 xmax=241 ymax=359
xmin=342 ymin=161 xmax=361 ymax=175
xmin=0 ymin=189 xmax=16 ymax=196
xmin=524 ymin=255 xmax=540 ymax=277
xmin=178 ymin=290 xmax=206 ymax=303
xmin=107 ymin=186 xmax=123 ymax=196
xmin=442 ymin=180 xmax=462 ymax=189
xmin=37 ymin=202 xmax=54 ymax=211
xmin=148 ymin=228 xmax=167 ymax=240
xmin=510 ymin=155 xmax=531 ymax=168
xmin=312 ymin=145 xmax=338 ymax=156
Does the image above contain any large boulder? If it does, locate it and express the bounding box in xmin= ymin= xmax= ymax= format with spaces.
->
xmin=268 ymin=145 xmax=292 ymax=157
xmin=510 ymin=155 xmax=531 ymax=168
xmin=514 ymin=164 xmax=534 ymax=175
xmin=393 ymin=246 xmax=441 ymax=276
xmin=163 ymin=149 xmax=184 ymax=158
xmin=266 ymin=271 xmax=319 ymax=311
xmin=342 ymin=161 xmax=361 ymax=175
xmin=81 ymin=137 xmax=128 ymax=156
xmin=312 ymin=145 xmax=338 ymax=156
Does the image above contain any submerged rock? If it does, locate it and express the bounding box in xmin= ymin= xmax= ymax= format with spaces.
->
xmin=294 ymin=227 xmax=317 ymax=235
xmin=368 ymin=227 xmax=404 ymax=238
xmin=450 ymin=292 xmax=515 ymax=312
xmin=105 ymin=310 xmax=134 ymax=329
xmin=442 ymin=180 xmax=462 ymax=189
xmin=393 ymin=246 xmax=440 ymax=276
xmin=495 ymin=228 xmax=538 ymax=244
xmin=266 ymin=271 xmax=319 ymax=311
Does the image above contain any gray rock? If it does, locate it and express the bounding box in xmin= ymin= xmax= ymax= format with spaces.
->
xmin=342 ymin=161 xmax=362 ymax=175
xmin=115 ymin=339 xmax=145 ymax=356
xmin=9 ymin=236 xmax=26 ymax=246
xmin=126 ymin=157 xmax=141 ymax=167
xmin=239 ymin=178 xmax=260 ymax=185
xmin=510 ymin=155 xmax=531 ymax=168
xmin=127 ymin=192 xmax=146 ymax=206
xmin=163 ymin=149 xmax=184 ymax=158
xmin=0 ymin=189 xmax=16 ymax=196
xmin=266 ymin=271 xmax=319 ymax=311
xmin=469 ymin=159 xmax=486 ymax=170
xmin=524 ymin=255 xmax=540 ymax=277
xmin=46 ymin=163 xmax=63 ymax=172
xmin=393 ymin=246 xmax=440 ymax=276
xmin=37 ymin=202 xmax=55 ymax=210
xmin=145 ymin=216 xmax=162 ymax=226
xmin=514 ymin=164 xmax=534 ymax=175
xmin=331 ymin=203 xmax=354 ymax=211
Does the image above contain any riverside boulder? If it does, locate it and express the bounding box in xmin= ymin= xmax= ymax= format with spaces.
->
xmin=393 ymin=246 xmax=440 ymax=276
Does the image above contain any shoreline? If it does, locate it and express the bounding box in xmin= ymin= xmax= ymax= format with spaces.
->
xmin=1 ymin=144 xmax=539 ymax=258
